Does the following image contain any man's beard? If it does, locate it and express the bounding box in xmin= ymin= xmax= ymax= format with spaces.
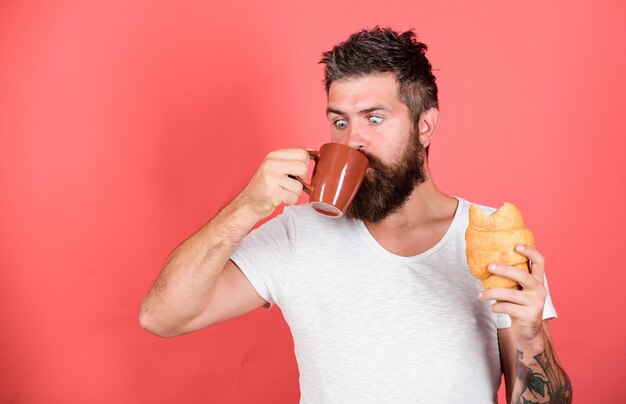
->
xmin=344 ymin=133 xmax=427 ymax=223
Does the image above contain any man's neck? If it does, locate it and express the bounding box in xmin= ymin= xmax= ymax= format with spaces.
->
xmin=362 ymin=174 xmax=459 ymax=257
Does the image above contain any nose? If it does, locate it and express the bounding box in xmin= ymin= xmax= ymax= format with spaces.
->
xmin=336 ymin=124 xmax=367 ymax=151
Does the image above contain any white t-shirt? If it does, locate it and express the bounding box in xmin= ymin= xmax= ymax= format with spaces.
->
xmin=230 ymin=197 xmax=557 ymax=403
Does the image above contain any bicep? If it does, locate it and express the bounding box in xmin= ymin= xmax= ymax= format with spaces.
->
xmin=178 ymin=260 xmax=269 ymax=334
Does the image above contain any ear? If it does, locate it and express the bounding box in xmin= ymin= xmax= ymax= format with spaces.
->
xmin=417 ymin=108 xmax=439 ymax=148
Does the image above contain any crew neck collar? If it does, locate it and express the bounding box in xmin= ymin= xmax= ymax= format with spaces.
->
xmin=355 ymin=196 xmax=466 ymax=263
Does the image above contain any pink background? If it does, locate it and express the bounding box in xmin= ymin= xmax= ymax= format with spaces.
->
xmin=1 ymin=0 xmax=625 ymax=402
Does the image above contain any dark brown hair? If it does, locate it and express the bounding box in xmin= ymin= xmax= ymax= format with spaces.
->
xmin=320 ymin=27 xmax=438 ymax=153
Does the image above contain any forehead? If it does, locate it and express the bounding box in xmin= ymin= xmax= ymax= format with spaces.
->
xmin=327 ymin=73 xmax=402 ymax=110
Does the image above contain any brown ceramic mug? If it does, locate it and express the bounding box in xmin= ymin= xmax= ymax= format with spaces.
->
xmin=294 ymin=143 xmax=369 ymax=218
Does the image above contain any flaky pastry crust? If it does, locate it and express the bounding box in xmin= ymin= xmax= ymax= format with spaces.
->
xmin=465 ymin=202 xmax=535 ymax=289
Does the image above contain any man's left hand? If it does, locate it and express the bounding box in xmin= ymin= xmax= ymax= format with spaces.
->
xmin=478 ymin=244 xmax=548 ymax=350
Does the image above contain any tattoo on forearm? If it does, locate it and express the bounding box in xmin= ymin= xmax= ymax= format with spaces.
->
xmin=512 ymin=346 xmax=572 ymax=404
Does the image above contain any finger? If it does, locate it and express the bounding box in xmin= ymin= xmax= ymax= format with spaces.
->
xmin=515 ymin=244 xmax=545 ymax=281
xmin=488 ymin=301 xmax=526 ymax=318
xmin=277 ymin=188 xmax=299 ymax=206
xmin=268 ymin=148 xmax=312 ymax=162
xmin=487 ymin=263 xmax=538 ymax=290
xmin=478 ymin=288 xmax=531 ymax=306
xmin=278 ymin=175 xmax=305 ymax=195
xmin=266 ymin=159 xmax=309 ymax=178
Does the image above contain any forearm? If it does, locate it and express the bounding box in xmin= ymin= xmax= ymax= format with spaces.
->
xmin=510 ymin=333 xmax=572 ymax=404
xmin=139 ymin=193 xmax=260 ymax=335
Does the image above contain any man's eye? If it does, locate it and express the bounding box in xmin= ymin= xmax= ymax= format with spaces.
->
xmin=369 ymin=116 xmax=383 ymax=124
xmin=334 ymin=119 xmax=348 ymax=129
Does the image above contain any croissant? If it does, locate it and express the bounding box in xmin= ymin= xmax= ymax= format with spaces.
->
xmin=465 ymin=202 xmax=535 ymax=289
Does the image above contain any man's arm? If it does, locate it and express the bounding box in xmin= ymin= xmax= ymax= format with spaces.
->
xmin=478 ymin=244 xmax=572 ymax=404
xmin=499 ymin=321 xmax=572 ymax=403
xmin=139 ymin=148 xmax=309 ymax=337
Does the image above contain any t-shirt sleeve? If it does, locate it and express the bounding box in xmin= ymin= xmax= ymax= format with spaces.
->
xmin=495 ymin=273 xmax=558 ymax=329
xmin=229 ymin=207 xmax=296 ymax=310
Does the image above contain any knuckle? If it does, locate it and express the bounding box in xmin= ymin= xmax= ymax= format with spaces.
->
xmin=294 ymin=184 xmax=304 ymax=196
xmin=506 ymin=289 xmax=518 ymax=299
xmin=259 ymin=159 xmax=273 ymax=175
xmin=538 ymin=287 xmax=547 ymax=301
xmin=299 ymin=148 xmax=310 ymax=161
xmin=535 ymin=255 xmax=545 ymax=267
xmin=529 ymin=248 xmax=544 ymax=262
xmin=522 ymin=270 xmax=531 ymax=281
xmin=297 ymin=161 xmax=309 ymax=176
xmin=266 ymin=159 xmax=278 ymax=171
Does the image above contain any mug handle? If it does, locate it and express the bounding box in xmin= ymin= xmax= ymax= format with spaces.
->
xmin=289 ymin=150 xmax=320 ymax=194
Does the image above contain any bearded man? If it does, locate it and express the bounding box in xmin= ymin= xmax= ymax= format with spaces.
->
xmin=140 ymin=27 xmax=572 ymax=404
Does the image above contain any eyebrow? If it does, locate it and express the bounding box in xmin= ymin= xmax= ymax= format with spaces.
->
xmin=326 ymin=105 xmax=390 ymax=116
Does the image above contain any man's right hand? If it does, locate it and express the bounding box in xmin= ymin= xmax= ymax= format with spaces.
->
xmin=238 ymin=148 xmax=311 ymax=220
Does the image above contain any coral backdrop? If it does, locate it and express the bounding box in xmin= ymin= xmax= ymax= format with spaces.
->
xmin=1 ymin=1 xmax=625 ymax=403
